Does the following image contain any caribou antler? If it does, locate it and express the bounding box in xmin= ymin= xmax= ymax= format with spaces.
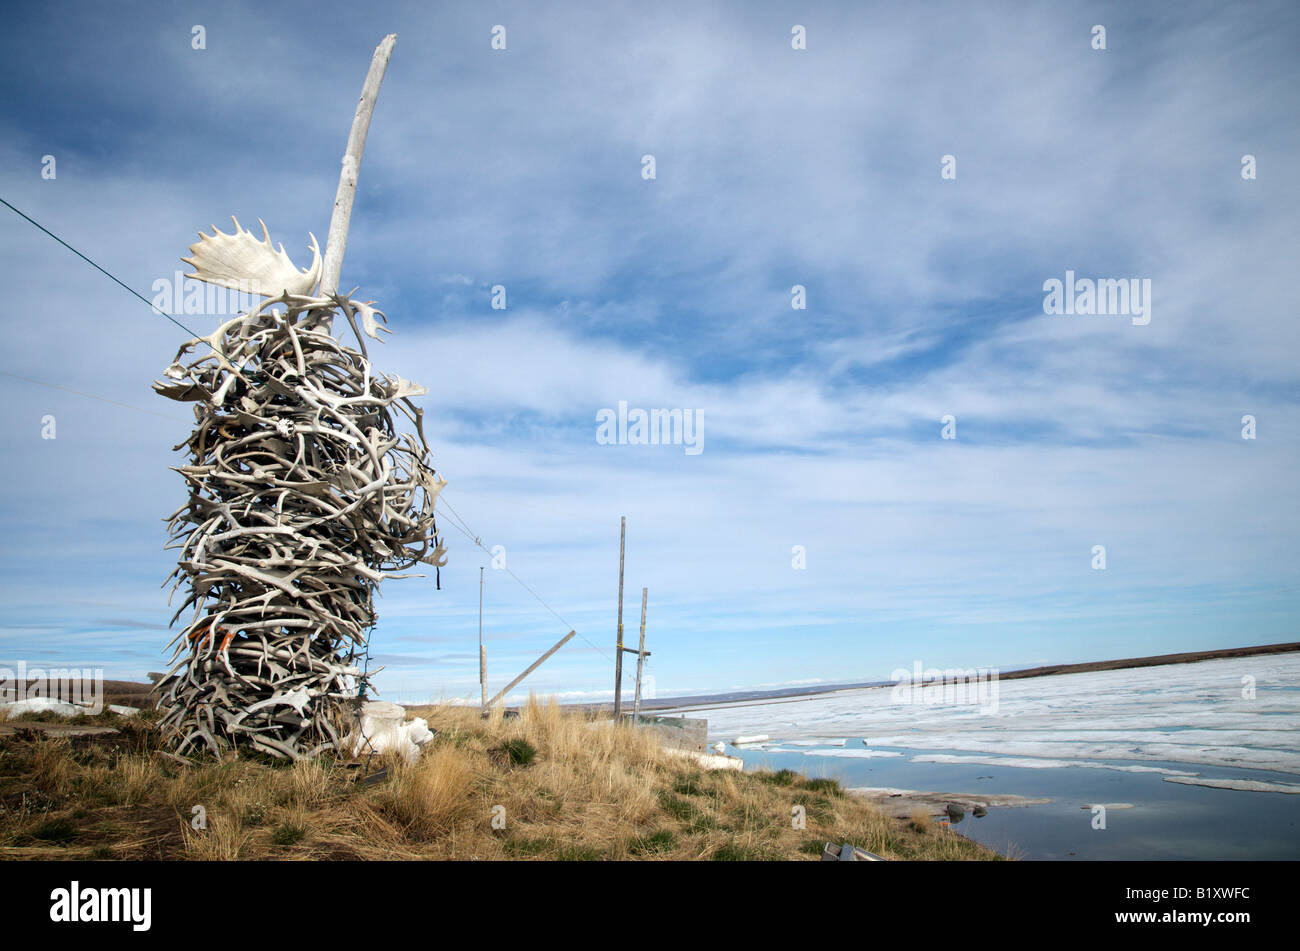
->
xmin=154 ymin=291 xmax=444 ymax=759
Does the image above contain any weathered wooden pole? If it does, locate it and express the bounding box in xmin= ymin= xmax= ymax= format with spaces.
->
xmin=320 ymin=33 xmax=397 ymax=297
xmin=633 ymin=586 xmax=648 ymax=717
xmin=479 ymin=645 xmax=487 ymax=709
xmin=613 ymin=516 xmax=626 ymax=717
xmin=485 ymin=631 xmax=577 ymax=708
xmin=478 ymin=566 xmax=486 ymax=709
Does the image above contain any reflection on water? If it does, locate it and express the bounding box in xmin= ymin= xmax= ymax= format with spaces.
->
xmin=731 ymin=744 xmax=1300 ymax=860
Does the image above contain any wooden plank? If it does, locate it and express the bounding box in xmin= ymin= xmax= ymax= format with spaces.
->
xmin=485 ymin=630 xmax=576 ymax=708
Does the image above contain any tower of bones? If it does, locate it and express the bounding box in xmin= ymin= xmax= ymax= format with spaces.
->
xmin=154 ymin=218 xmax=446 ymax=759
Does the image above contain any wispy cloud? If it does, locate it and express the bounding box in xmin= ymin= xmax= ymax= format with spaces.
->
xmin=0 ymin=0 xmax=1296 ymax=701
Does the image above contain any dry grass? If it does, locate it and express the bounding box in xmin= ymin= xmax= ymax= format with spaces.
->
xmin=374 ymin=747 xmax=475 ymax=839
xmin=0 ymin=698 xmax=1005 ymax=861
xmin=909 ymin=807 xmax=934 ymax=834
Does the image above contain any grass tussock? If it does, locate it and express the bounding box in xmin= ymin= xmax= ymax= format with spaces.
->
xmin=0 ymin=698 xmax=1004 ymax=860
xmin=374 ymin=747 xmax=475 ymax=839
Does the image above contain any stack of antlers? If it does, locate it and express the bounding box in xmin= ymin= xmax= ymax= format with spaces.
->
xmin=154 ymin=217 xmax=445 ymax=759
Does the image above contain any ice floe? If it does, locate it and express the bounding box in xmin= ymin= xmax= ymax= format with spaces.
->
xmin=1162 ymin=776 xmax=1300 ymax=793
xmin=912 ymin=753 xmax=1197 ymax=775
xmin=784 ymin=738 xmax=847 ymax=747
xmin=663 ymin=653 xmax=1300 ymax=780
xmin=789 ymin=747 xmax=905 ymax=759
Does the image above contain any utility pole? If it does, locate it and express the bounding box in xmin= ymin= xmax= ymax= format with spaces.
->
xmin=633 ymin=586 xmax=649 ymax=717
xmin=613 ymin=516 xmax=626 ymax=718
xmin=478 ymin=566 xmax=486 ymax=709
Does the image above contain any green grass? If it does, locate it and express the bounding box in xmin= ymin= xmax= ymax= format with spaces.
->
xmin=802 ymin=777 xmax=844 ymax=796
xmin=658 ymin=791 xmax=699 ymax=821
xmin=32 ymin=817 xmax=78 ymax=844
xmin=713 ymin=841 xmax=778 ymax=861
xmin=685 ymin=813 xmax=720 ymax=834
xmin=756 ymin=768 xmax=801 ymax=787
xmin=501 ymin=738 xmax=537 ymax=767
xmin=672 ymin=774 xmax=704 ymax=796
xmin=628 ymin=829 xmax=677 ymax=856
xmin=271 ymin=822 xmax=307 ymax=847
xmin=503 ymin=836 xmax=555 ymax=856
xmin=555 ymin=843 xmax=604 ymax=861
xmin=753 ymin=769 xmax=843 ymax=797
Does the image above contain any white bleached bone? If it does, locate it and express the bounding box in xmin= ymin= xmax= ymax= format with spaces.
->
xmin=385 ymin=374 xmax=427 ymax=399
xmin=341 ymin=702 xmax=434 ymax=764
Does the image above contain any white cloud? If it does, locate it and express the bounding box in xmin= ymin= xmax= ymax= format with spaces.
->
xmin=0 ymin=0 xmax=1296 ymax=697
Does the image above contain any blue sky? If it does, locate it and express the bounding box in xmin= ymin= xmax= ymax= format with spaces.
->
xmin=1 ymin=1 xmax=1297 ymax=704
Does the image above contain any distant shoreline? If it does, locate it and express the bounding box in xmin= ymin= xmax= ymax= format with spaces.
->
xmin=11 ymin=641 xmax=1296 ymax=714
xmin=641 ymin=640 xmax=1300 ymax=715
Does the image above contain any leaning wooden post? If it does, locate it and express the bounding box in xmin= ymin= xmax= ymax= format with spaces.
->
xmin=633 ymin=587 xmax=648 ymax=717
xmin=485 ymin=631 xmax=577 ymax=709
xmin=613 ymin=516 xmax=626 ymax=718
xmin=320 ymin=33 xmax=397 ymax=297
